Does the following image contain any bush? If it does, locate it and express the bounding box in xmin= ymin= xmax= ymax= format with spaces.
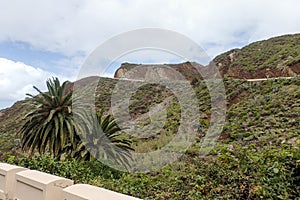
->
xmin=3 ymin=154 xmax=123 ymax=183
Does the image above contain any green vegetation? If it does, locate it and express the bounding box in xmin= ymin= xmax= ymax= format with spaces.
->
xmin=16 ymin=77 xmax=133 ymax=166
xmin=3 ymin=142 xmax=299 ymax=199
xmin=74 ymin=110 xmax=133 ymax=168
xmin=214 ymin=33 xmax=300 ymax=76
xmin=1 ymin=75 xmax=299 ymax=199
xmin=19 ymin=78 xmax=79 ymax=158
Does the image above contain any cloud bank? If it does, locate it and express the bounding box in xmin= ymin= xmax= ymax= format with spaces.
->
xmin=1 ymin=0 xmax=300 ymax=58
xmin=0 ymin=58 xmax=69 ymax=108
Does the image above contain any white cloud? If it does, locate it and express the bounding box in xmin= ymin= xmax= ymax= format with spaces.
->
xmin=0 ymin=58 xmax=70 ymax=108
xmin=0 ymin=0 xmax=299 ymax=59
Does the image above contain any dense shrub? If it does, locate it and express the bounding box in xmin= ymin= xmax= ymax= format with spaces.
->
xmin=3 ymin=143 xmax=297 ymax=199
xmin=3 ymin=154 xmax=123 ymax=183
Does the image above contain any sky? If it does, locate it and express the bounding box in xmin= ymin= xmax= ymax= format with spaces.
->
xmin=0 ymin=0 xmax=300 ymax=109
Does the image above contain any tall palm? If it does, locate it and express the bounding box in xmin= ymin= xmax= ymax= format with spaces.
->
xmin=19 ymin=77 xmax=82 ymax=158
xmin=73 ymin=110 xmax=133 ymax=169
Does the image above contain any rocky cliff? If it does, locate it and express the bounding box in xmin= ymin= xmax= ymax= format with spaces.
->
xmin=115 ymin=34 xmax=300 ymax=80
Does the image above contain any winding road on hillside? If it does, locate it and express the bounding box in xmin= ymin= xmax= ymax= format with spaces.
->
xmin=112 ymin=76 xmax=297 ymax=82
xmin=245 ymin=76 xmax=296 ymax=82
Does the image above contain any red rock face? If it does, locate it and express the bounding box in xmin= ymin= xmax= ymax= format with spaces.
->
xmin=214 ymin=50 xmax=300 ymax=79
xmin=289 ymin=61 xmax=300 ymax=74
xmin=113 ymin=62 xmax=223 ymax=81
xmin=114 ymin=60 xmax=299 ymax=81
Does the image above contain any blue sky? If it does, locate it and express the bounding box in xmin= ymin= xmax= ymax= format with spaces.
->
xmin=0 ymin=0 xmax=300 ymax=109
xmin=0 ymin=41 xmax=73 ymax=74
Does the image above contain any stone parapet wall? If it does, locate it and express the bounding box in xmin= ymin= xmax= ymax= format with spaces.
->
xmin=0 ymin=163 xmax=141 ymax=200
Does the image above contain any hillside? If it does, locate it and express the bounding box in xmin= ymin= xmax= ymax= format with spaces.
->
xmin=5 ymin=76 xmax=299 ymax=151
xmin=0 ymin=33 xmax=300 ymax=199
xmin=214 ymin=34 xmax=300 ymax=78
xmin=1 ymin=75 xmax=299 ymax=199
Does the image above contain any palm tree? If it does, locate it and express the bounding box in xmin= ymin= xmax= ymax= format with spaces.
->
xmin=19 ymin=77 xmax=133 ymax=166
xmin=19 ymin=77 xmax=82 ymax=158
xmin=73 ymin=110 xmax=133 ymax=169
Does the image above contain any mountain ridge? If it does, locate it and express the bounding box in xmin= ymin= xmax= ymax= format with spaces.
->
xmin=114 ymin=33 xmax=300 ymax=80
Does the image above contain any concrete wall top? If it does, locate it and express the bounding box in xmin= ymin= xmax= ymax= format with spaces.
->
xmin=0 ymin=163 xmax=28 ymax=200
xmin=0 ymin=163 xmax=26 ymax=175
xmin=14 ymin=170 xmax=73 ymax=200
xmin=63 ymin=184 xmax=142 ymax=200
xmin=16 ymin=170 xmax=73 ymax=190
